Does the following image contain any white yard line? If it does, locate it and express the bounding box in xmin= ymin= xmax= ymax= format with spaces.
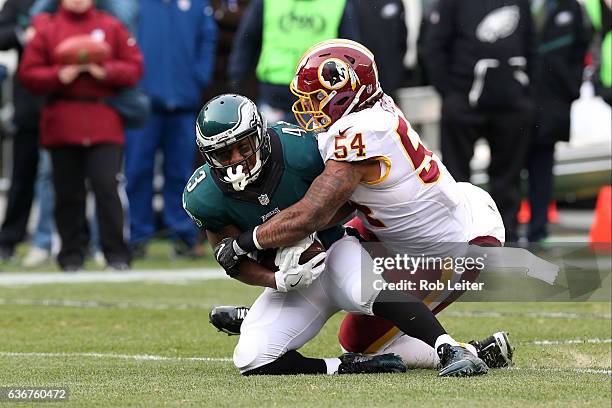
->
xmin=0 ymin=351 xmax=232 ymax=363
xmin=510 ymin=367 xmax=611 ymax=375
xmin=0 ymin=269 xmax=227 ymax=286
xmin=1 ymin=352 xmax=608 ymax=375
xmin=525 ymin=338 xmax=612 ymax=345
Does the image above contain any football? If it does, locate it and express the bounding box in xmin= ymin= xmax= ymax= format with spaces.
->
xmin=257 ymin=240 xmax=326 ymax=272
xmin=54 ymin=35 xmax=112 ymax=65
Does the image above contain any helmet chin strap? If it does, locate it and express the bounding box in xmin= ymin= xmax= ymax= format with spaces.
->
xmin=341 ymin=85 xmax=366 ymax=119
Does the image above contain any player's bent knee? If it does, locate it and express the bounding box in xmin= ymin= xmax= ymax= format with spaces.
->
xmin=232 ymin=330 xmax=282 ymax=374
xmin=233 ymin=337 xmax=267 ymax=373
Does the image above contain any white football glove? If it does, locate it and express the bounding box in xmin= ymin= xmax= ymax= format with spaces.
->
xmin=273 ymin=235 xmax=326 ymax=292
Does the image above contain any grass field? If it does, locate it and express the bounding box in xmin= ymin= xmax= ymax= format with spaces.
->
xmin=0 ymin=245 xmax=610 ymax=407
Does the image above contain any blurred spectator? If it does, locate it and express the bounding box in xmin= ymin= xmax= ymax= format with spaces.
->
xmin=585 ymin=0 xmax=611 ymax=105
xmin=0 ymin=0 xmax=44 ymax=262
xmin=526 ymin=0 xmax=589 ymax=242
xmin=19 ymin=0 xmax=143 ymax=271
xmin=423 ymin=0 xmax=536 ymax=242
xmin=203 ymin=0 xmax=255 ymax=102
xmin=30 ymin=0 xmax=139 ymax=33
xmin=228 ymin=0 xmax=360 ymax=123
xmin=354 ymin=0 xmax=407 ymax=98
xmin=27 ymin=0 xmax=137 ymax=268
xmin=125 ymin=0 xmax=217 ymax=259
xmin=410 ymin=0 xmax=440 ymax=86
xmin=22 ymin=150 xmax=54 ymax=267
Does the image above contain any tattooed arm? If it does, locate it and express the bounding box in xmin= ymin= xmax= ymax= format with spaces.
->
xmin=252 ymin=160 xmax=369 ymax=249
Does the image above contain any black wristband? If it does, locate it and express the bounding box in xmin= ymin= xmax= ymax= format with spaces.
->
xmin=237 ymin=229 xmax=258 ymax=253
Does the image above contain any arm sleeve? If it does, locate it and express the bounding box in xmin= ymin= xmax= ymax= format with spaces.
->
xmin=422 ymin=0 xmax=456 ymax=96
xmin=227 ymin=0 xmax=262 ymax=85
xmin=182 ymin=168 xmax=233 ymax=233
xmin=101 ymin=21 xmax=144 ymax=88
xmin=183 ymin=191 xmax=229 ymax=233
xmin=193 ymin=1 xmax=218 ymax=88
xmin=17 ymin=24 xmax=62 ymax=95
xmin=338 ymin=0 xmax=361 ymax=42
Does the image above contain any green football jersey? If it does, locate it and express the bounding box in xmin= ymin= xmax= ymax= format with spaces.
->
xmin=183 ymin=122 xmax=344 ymax=249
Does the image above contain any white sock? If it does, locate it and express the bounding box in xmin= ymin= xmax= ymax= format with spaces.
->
xmin=434 ymin=334 xmax=459 ymax=350
xmin=324 ymin=358 xmax=341 ymax=375
xmin=382 ymin=335 xmax=438 ymax=368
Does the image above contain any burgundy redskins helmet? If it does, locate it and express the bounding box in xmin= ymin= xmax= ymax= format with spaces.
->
xmin=290 ymin=39 xmax=382 ymax=131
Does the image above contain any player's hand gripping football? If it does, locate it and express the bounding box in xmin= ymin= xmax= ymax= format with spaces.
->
xmin=273 ymin=235 xmax=326 ymax=292
xmin=214 ymin=237 xmax=248 ymax=277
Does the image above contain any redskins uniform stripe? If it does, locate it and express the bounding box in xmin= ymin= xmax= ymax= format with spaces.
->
xmin=363 ymin=327 xmax=401 ymax=354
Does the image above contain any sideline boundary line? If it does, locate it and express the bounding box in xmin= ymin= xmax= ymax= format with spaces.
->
xmin=0 ymin=269 xmax=226 ymax=286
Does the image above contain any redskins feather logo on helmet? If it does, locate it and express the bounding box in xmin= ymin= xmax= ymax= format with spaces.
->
xmin=318 ymin=58 xmax=349 ymax=90
xmin=291 ymin=39 xmax=382 ymax=131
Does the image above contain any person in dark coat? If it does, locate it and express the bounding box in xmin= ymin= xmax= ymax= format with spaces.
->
xmin=353 ymin=0 xmax=408 ymax=98
xmin=125 ymin=0 xmax=217 ymax=260
xmin=19 ymin=0 xmax=144 ymax=270
xmin=422 ymin=0 xmax=537 ymax=242
xmin=526 ymin=0 xmax=589 ymax=242
xmin=0 ymin=0 xmax=43 ymax=261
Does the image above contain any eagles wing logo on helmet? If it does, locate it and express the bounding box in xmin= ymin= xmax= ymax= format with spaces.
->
xmin=318 ymin=58 xmax=349 ymax=90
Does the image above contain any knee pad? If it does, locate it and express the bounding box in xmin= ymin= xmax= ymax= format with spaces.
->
xmin=232 ymin=330 xmax=279 ymax=374
xmin=232 ymin=334 xmax=266 ymax=373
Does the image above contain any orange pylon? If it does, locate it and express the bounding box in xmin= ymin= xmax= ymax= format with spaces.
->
xmin=589 ymin=186 xmax=612 ymax=252
xmin=518 ymin=200 xmax=531 ymax=224
xmin=548 ymin=201 xmax=559 ymax=224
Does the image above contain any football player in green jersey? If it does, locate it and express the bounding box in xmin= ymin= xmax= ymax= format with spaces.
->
xmin=183 ymin=94 xmax=406 ymax=376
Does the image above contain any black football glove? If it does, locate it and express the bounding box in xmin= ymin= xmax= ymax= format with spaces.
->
xmin=214 ymin=237 xmax=248 ymax=277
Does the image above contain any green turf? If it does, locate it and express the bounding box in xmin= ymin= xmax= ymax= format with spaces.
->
xmin=0 ymin=277 xmax=610 ymax=407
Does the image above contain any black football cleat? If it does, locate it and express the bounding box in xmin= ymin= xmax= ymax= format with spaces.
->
xmin=337 ymin=352 xmax=407 ymax=374
xmin=437 ymin=344 xmax=488 ymax=377
xmin=469 ymin=331 xmax=514 ymax=368
xmin=209 ymin=306 xmax=249 ymax=336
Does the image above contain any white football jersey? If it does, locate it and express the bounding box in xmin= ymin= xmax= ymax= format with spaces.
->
xmin=318 ymin=95 xmax=503 ymax=253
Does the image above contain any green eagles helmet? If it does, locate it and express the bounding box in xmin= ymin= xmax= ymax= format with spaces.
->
xmin=196 ymin=94 xmax=270 ymax=191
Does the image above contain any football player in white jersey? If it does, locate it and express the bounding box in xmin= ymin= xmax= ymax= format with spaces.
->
xmin=215 ymin=39 xmax=512 ymax=376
